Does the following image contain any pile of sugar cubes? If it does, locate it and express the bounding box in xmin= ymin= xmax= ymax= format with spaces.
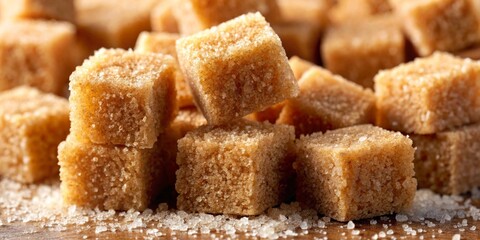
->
xmin=0 ymin=0 xmax=479 ymax=225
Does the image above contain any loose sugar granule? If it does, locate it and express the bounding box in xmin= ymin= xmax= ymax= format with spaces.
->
xmin=0 ymin=179 xmax=479 ymax=239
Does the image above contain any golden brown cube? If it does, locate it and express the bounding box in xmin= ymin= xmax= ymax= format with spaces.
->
xmin=375 ymin=52 xmax=480 ymax=134
xmin=0 ymin=87 xmax=69 ymax=183
xmin=247 ymin=57 xmax=315 ymax=123
xmin=329 ymin=0 xmax=391 ymax=23
xmin=277 ymin=0 xmax=329 ymax=28
xmin=76 ymin=0 xmax=158 ymax=49
xmin=176 ymin=120 xmax=295 ymax=215
xmin=176 ymin=13 xmax=298 ymax=125
xmin=0 ymin=0 xmax=75 ymax=22
xmin=151 ymin=0 xmax=179 ymax=33
xmin=135 ymin=32 xmax=194 ymax=108
xmin=0 ymin=20 xmax=75 ymax=94
xmin=391 ymin=0 xmax=480 ymax=56
xmin=58 ymin=135 xmax=165 ymax=211
xmin=174 ymin=0 xmax=281 ymax=35
xmin=295 ymin=125 xmax=417 ymax=221
xmin=456 ymin=45 xmax=480 ymax=60
xmin=69 ymin=49 xmax=177 ymax=148
xmin=277 ymin=67 xmax=375 ymax=136
xmin=289 ymin=56 xmax=315 ymax=80
xmin=322 ymin=14 xmax=405 ymax=88
xmin=273 ymin=23 xmax=321 ymax=62
xmin=412 ymin=123 xmax=480 ymax=195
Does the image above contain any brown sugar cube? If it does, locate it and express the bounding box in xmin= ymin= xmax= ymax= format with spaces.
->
xmin=69 ymin=49 xmax=177 ymax=148
xmin=391 ymin=0 xmax=480 ymax=56
xmin=329 ymin=0 xmax=391 ymax=23
xmin=176 ymin=120 xmax=295 ymax=215
xmin=135 ymin=32 xmax=194 ymax=108
xmin=151 ymin=0 xmax=179 ymax=33
xmin=0 ymin=20 xmax=75 ymax=95
xmin=175 ymin=108 xmax=207 ymax=129
xmin=247 ymin=57 xmax=315 ymax=123
xmin=176 ymin=13 xmax=299 ymax=125
xmin=375 ymin=52 xmax=480 ymax=134
xmin=174 ymin=0 xmax=281 ymax=35
xmin=76 ymin=0 xmax=158 ymax=49
xmin=277 ymin=67 xmax=375 ymax=136
xmin=0 ymin=0 xmax=75 ymax=22
xmin=0 ymin=87 xmax=69 ymax=183
xmin=58 ymin=135 xmax=166 ymax=211
xmin=295 ymin=125 xmax=417 ymax=221
xmin=273 ymin=23 xmax=321 ymax=62
xmin=322 ymin=14 xmax=405 ymax=88
xmin=289 ymin=56 xmax=315 ymax=80
xmin=411 ymin=123 xmax=480 ymax=195
xmin=277 ymin=0 xmax=329 ymax=29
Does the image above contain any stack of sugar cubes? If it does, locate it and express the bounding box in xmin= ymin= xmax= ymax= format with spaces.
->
xmin=58 ymin=49 xmax=179 ymax=211
xmin=375 ymin=52 xmax=480 ymax=196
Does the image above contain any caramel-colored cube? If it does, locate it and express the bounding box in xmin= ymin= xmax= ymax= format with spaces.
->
xmin=151 ymin=0 xmax=179 ymax=33
xmin=58 ymin=135 xmax=165 ymax=211
xmin=69 ymin=49 xmax=177 ymax=148
xmin=0 ymin=0 xmax=75 ymax=22
xmin=247 ymin=57 xmax=315 ymax=123
xmin=391 ymin=0 xmax=480 ymax=56
xmin=76 ymin=0 xmax=158 ymax=49
xmin=176 ymin=13 xmax=298 ymax=125
xmin=176 ymin=120 xmax=295 ymax=215
xmin=375 ymin=52 xmax=480 ymax=134
xmin=329 ymin=0 xmax=391 ymax=23
xmin=277 ymin=0 xmax=329 ymax=28
xmin=289 ymin=56 xmax=316 ymax=80
xmin=273 ymin=23 xmax=321 ymax=62
xmin=0 ymin=87 xmax=69 ymax=183
xmin=174 ymin=0 xmax=281 ymax=35
xmin=0 ymin=20 xmax=75 ymax=94
xmin=277 ymin=67 xmax=375 ymax=136
xmin=322 ymin=14 xmax=405 ymax=88
xmin=295 ymin=125 xmax=416 ymax=221
xmin=412 ymin=123 xmax=480 ymax=195
xmin=135 ymin=32 xmax=194 ymax=108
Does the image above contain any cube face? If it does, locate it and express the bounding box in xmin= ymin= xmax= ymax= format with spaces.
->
xmin=322 ymin=14 xmax=405 ymax=88
xmin=176 ymin=120 xmax=295 ymax=215
xmin=0 ymin=20 xmax=75 ymax=94
xmin=176 ymin=13 xmax=298 ymax=125
xmin=375 ymin=52 xmax=480 ymax=134
xmin=277 ymin=0 xmax=329 ymax=28
xmin=295 ymin=125 xmax=416 ymax=221
xmin=76 ymin=0 xmax=158 ymax=49
xmin=0 ymin=87 xmax=69 ymax=183
xmin=393 ymin=0 xmax=480 ymax=56
xmin=277 ymin=67 xmax=375 ymax=136
xmin=273 ymin=23 xmax=321 ymax=62
xmin=412 ymin=124 xmax=480 ymax=195
xmin=175 ymin=0 xmax=281 ymax=35
xmin=69 ymin=49 xmax=177 ymax=148
xmin=135 ymin=32 xmax=195 ymax=108
xmin=0 ymin=0 xmax=75 ymax=22
xmin=329 ymin=0 xmax=391 ymax=24
xmin=289 ymin=56 xmax=315 ymax=80
xmin=58 ymin=136 xmax=157 ymax=211
xmin=151 ymin=0 xmax=179 ymax=33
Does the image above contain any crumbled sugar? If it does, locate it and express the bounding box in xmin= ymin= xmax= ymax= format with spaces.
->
xmin=452 ymin=234 xmax=461 ymax=240
xmin=396 ymin=214 xmax=408 ymax=222
xmin=1 ymin=179 xmax=480 ymax=238
xmin=347 ymin=221 xmax=355 ymax=229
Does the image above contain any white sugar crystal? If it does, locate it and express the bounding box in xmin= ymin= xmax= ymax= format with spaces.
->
xmin=379 ymin=231 xmax=386 ymax=238
xmin=370 ymin=219 xmax=377 ymax=225
xmin=347 ymin=221 xmax=355 ymax=229
xmin=95 ymin=225 xmax=108 ymax=234
xmin=352 ymin=230 xmax=360 ymax=235
xmin=395 ymin=214 xmax=408 ymax=222
xmin=452 ymin=234 xmax=461 ymax=240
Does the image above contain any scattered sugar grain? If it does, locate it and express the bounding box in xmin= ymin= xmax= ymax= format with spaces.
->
xmin=347 ymin=221 xmax=355 ymax=229
xmin=452 ymin=234 xmax=461 ymax=240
